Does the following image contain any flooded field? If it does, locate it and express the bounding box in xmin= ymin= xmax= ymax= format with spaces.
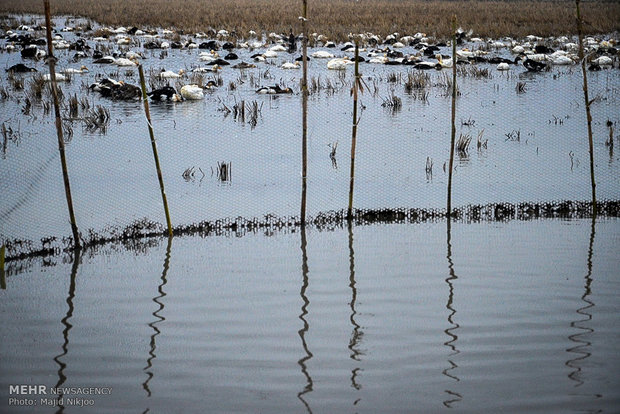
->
xmin=0 ymin=13 xmax=619 ymax=413
xmin=0 ymin=15 xmax=618 ymax=250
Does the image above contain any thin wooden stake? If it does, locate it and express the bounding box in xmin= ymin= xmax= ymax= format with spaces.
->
xmin=447 ymin=15 xmax=458 ymax=218
xmin=347 ymin=43 xmax=360 ymax=220
xmin=0 ymin=244 xmax=6 ymax=289
xmin=300 ymin=0 xmax=309 ymax=225
xmin=138 ymin=65 xmax=173 ymax=237
xmin=44 ymin=0 xmax=81 ymax=249
xmin=576 ymin=0 xmax=597 ymax=215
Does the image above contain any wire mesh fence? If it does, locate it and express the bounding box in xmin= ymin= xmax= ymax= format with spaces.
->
xmin=0 ymin=4 xmax=619 ymax=261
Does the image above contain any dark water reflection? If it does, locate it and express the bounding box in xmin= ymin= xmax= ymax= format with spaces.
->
xmin=53 ymin=250 xmax=80 ymax=414
xmin=347 ymin=222 xmax=363 ymax=403
xmin=1 ymin=219 xmax=619 ymax=413
xmin=297 ymin=227 xmax=313 ymax=413
xmin=565 ymin=216 xmax=598 ymax=411
xmin=142 ymin=237 xmax=172 ymax=401
xmin=443 ymin=220 xmax=462 ymax=408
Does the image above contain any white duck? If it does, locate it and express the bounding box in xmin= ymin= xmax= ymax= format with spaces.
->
xmin=180 ymin=84 xmax=204 ymax=100
xmin=115 ymin=57 xmax=138 ymax=66
xmin=281 ymin=61 xmax=300 ymax=69
xmin=368 ymin=55 xmax=388 ymax=64
xmin=262 ymin=50 xmax=278 ymax=59
xmin=327 ymin=57 xmax=352 ymax=70
xmin=549 ymin=55 xmax=574 ymax=65
xmin=435 ymin=54 xmax=453 ymax=68
xmin=199 ymin=50 xmax=219 ymax=61
xmin=269 ymin=44 xmax=287 ymax=52
xmin=43 ymin=73 xmax=68 ymax=81
xmin=159 ymin=69 xmax=185 ymax=78
xmin=62 ymin=65 xmax=89 ymax=74
xmin=312 ymin=50 xmax=334 ymax=58
xmin=592 ymin=56 xmax=612 ymax=66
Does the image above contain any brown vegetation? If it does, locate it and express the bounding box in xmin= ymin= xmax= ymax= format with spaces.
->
xmin=1 ymin=0 xmax=619 ymax=42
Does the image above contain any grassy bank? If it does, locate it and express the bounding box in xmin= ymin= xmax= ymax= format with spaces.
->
xmin=1 ymin=0 xmax=619 ymax=42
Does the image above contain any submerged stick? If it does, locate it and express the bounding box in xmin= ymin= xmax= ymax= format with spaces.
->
xmin=300 ymin=0 xmax=309 ymax=225
xmin=138 ymin=65 xmax=173 ymax=237
xmin=0 ymin=244 xmax=5 ymax=289
xmin=447 ymin=15 xmax=458 ymax=217
xmin=347 ymin=43 xmax=360 ymax=220
xmin=576 ymin=0 xmax=597 ymax=215
xmin=44 ymin=0 xmax=81 ymax=249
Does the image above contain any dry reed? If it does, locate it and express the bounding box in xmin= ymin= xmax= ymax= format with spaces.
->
xmin=456 ymin=133 xmax=472 ymax=156
xmin=2 ymin=1 xmax=618 ymax=43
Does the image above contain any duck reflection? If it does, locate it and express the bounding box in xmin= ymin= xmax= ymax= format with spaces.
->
xmin=53 ymin=249 xmax=81 ymax=413
xmin=566 ymin=216 xmax=596 ymax=387
xmin=347 ymin=222 xmax=364 ymax=402
xmin=143 ymin=237 xmax=173 ymax=398
xmin=298 ymin=226 xmax=313 ymax=413
xmin=443 ymin=220 xmax=462 ymax=408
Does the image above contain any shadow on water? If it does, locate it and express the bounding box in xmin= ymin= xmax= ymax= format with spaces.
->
xmin=566 ymin=216 xmax=597 ymax=393
xmin=443 ymin=219 xmax=462 ymax=408
xmin=4 ymin=200 xmax=619 ymax=264
xmin=53 ymin=249 xmax=81 ymax=413
xmin=143 ymin=236 xmax=173 ymax=403
xmin=297 ymin=226 xmax=313 ymax=413
xmin=347 ymin=222 xmax=364 ymax=405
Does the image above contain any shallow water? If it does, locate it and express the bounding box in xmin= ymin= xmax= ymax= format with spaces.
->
xmin=0 ymin=16 xmax=619 ymax=248
xmin=1 ymin=218 xmax=619 ymax=413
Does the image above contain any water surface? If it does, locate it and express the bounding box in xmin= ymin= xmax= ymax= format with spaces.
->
xmin=1 ymin=218 xmax=619 ymax=413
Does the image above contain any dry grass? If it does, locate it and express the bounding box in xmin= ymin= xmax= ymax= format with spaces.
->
xmin=1 ymin=1 xmax=618 ymax=42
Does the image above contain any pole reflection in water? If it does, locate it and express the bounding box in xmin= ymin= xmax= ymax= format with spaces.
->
xmin=143 ymin=237 xmax=173 ymax=400
xmin=0 ymin=244 xmax=6 ymax=290
xmin=566 ymin=216 xmax=596 ymax=388
xmin=53 ymin=249 xmax=81 ymax=414
xmin=443 ymin=219 xmax=462 ymax=408
xmin=347 ymin=222 xmax=364 ymax=404
xmin=298 ymin=226 xmax=313 ymax=413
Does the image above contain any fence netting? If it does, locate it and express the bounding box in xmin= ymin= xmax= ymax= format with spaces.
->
xmin=1 ymin=14 xmax=618 ymax=259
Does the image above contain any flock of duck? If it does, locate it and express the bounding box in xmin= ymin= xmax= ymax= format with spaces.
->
xmin=2 ymin=21 xmax=618 ymax=102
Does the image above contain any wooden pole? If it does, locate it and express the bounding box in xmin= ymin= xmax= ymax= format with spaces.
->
xmin=447 ymin=16 xmax=458 ymax=218
xmin=44 ymin=0 xmax=81 ymax=249
xmin=576 ymin=0 xmax=597 ymax=215
xmin=300 ymin=0 xmax=309 ymax=225
xmin=0 ymin=244 xmax=6 ymax=289
xmin=347 ymin=43 xmax=360 ymax=220
xmin=138 ymin=65 xmax=173 ymax=237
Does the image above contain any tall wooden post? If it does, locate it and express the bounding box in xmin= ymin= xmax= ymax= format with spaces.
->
xmin=300 ymin=0 xmax=309 ymax=225
xmin=138 ymin=65 xmax=173 ymax=237
xmin=447 ymin=16 xmax=458 ymax=218
xmin=347 ymin=43 xmax=360 ymax=220
xmin=576 ymin=0 xmax=597 ymax=215
xmin=44 ymin=0 xmax=81 ymax=249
